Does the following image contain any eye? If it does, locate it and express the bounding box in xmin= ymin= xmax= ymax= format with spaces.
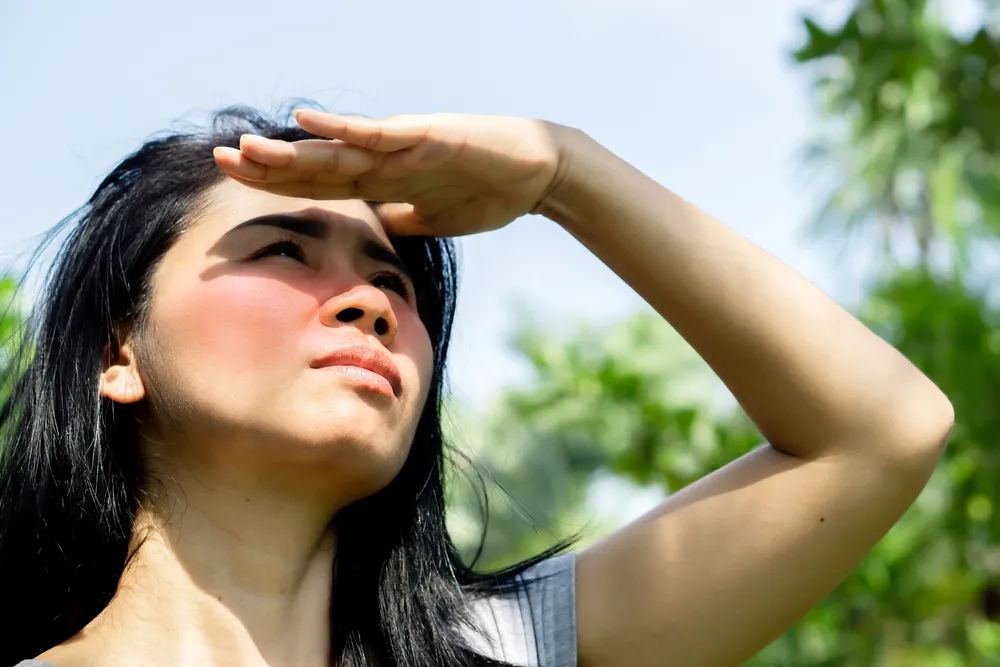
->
xmin=371 ymin=271 xmax=413 ymax=301
xmin=251 ymin=237 xmax=413 ymax=300
xmin=250 ymin=236 xmax=306 ymax=262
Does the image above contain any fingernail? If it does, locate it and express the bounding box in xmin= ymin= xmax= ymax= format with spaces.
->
xmin=213 ymin=146 xmax=240 ymax=158
xmin=294 ymin=108 xmax=332 ymax=119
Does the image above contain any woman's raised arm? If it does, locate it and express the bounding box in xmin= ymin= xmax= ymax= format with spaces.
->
xmin=214 ymin=111 xmax=954 ymax=667
xmin=534 ymin=126 xmax=953 ymax=667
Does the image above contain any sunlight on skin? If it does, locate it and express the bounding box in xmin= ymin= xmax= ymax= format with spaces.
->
xmin=40 ymin=180 xmax=435 ymax=667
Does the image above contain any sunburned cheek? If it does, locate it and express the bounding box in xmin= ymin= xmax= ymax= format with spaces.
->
xmin=173 ymin=279 xmax=311 ymax=368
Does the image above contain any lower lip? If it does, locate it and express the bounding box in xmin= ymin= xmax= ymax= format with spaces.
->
xmin=319 ymin=365 xmax=397 ymax=399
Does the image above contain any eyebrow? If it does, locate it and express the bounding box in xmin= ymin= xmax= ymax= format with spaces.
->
xmin=226 ymin=213 xmax=413 ymax=282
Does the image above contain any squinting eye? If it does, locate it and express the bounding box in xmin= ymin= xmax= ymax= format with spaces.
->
xmin=372 ymin=271 xmax=413 ymax=300
xmin=251 ymin=239 xmax=306 ymax=262
xmin=250 ymin=237 xmax=414 ymax=302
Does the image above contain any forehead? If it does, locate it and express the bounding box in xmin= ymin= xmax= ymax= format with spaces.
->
xmin=192 ymin=178 xmax=389 ymax=244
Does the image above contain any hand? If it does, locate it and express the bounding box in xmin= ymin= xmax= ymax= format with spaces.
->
xmin=212 ymin=109 xmax=572 ymax=238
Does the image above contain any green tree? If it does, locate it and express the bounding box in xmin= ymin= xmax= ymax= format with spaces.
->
xmin=0 ymin=274 xmax=26 ymax=407
xmin=447 ymin=286 xmax=999 ymax=663
xmin=445 ymin=1 xmax=1000 ymax=663
xmin=788 ymin=1 xmax=1000 ymax=661
xmin=793 ymin=0 xmax=1000 ymax=285
xmin=444 ymin=309 xmax=761 ymax=571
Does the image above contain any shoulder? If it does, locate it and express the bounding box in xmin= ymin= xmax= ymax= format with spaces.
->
xmin=462 ymin=552 xmax=578 ymax=667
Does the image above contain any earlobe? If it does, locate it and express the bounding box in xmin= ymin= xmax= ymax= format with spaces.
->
xmin=99 ymin=341 xmax=146 ymax=404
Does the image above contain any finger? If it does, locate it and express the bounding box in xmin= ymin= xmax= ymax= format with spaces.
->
xmin=219 ymin=170 xmax=361 ymax=200
xmin=238 ymin=135 xmax=381 ymax=177
xmin=218 ymin=164 xmax=413 ymax=203
xmin=372 ymin=202 xmax=436 ymax=237
xmin=214 ymin=146 xmax=351 ymax=185
xmin=213 ymin=146 xmax=267 ymax=178
xmin=293 ymin=109 xmax=432 ymax=152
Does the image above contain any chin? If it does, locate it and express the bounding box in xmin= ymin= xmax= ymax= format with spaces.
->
xmin=283 ymin=426 xmax=411 ymax=479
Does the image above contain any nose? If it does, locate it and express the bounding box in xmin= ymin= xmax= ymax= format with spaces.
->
xmin=319 ymin=284 xmax=399 ymax=346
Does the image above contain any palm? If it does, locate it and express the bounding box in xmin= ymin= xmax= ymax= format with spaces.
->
xmin=213 ymin=110 xmax=565 ymax=238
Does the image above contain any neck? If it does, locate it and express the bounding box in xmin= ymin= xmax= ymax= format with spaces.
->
xmin=43 ymin=460 xmax=340 ymax=667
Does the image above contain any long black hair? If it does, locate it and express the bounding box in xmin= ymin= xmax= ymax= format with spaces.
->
xmin=0 ymin=104 xmax=576 ymax=666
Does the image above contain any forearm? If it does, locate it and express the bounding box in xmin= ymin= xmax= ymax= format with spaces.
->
xmin=536 ymin=126 xmax=954 ymax=462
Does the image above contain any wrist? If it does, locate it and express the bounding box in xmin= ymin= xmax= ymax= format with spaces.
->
xmin=531 ymin=124 xmax=599 ymax=228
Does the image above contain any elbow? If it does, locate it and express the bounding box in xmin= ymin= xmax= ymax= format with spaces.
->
xmin=916 ymin=387 xmax=955 ymax=452
xmin=886 ymin=388 xmax=955 ymax=473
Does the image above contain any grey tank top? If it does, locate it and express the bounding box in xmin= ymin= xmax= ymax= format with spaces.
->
xmin=15 ymin=551 xmax=577 ymax=667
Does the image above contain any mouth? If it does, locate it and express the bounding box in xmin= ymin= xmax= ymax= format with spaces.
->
xmin=310 ymin=343 xmax=402 ymax=399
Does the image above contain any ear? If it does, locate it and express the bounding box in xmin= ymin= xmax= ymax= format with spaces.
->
xmin=99 ymin=338 xmax=146 ymax=404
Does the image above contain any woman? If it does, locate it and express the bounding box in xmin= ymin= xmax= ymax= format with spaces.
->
xmin=1 ymin=105 xmax=953 ymax=667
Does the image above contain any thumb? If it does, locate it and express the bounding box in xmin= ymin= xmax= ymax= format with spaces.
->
xmin=373 ymin=203 xmax=436 ymax=237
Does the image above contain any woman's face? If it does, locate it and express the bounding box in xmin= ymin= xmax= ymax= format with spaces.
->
xmin=114 ymin=179 xmax=435 ymax=504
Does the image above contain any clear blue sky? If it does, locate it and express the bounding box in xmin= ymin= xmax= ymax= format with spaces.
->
xmin=2 ymin=0 xmax=863 ymax=414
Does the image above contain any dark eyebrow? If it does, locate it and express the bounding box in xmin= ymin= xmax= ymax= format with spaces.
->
xmin=226 ymin=213 xmax=413 ymax=282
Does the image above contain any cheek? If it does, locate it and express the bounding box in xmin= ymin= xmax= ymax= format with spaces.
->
xmin=395 ymin=309 xmax=433 ymax=387
xmin=162 ymin=276 xmax=309 ymax=372
xmin=401 ymin=314 xmax=436 ymax=426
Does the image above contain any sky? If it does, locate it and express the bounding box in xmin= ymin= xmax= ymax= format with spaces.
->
xmin=1 ymin=0 xmax=882 ymax=518
xmin=0 ymin=0 xmax=988 ymax=633
xmin=0 ymin=0 xmax=849 ymax=403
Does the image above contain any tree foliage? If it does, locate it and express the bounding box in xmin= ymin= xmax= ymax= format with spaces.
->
xmin=793 ymin=0 xmax=1000 ymax=286
xmin=446 ymin=1 xmax=1000 ymax=663
xmin=0 ymin=275 xmax=25 ymax=412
